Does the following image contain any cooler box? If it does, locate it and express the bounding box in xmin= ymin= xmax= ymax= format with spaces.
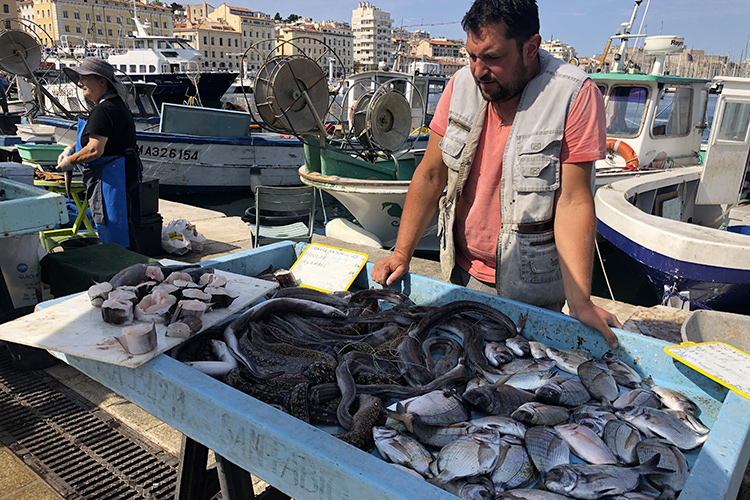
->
xmin=132 ymin=213 xmax=163 ymax=257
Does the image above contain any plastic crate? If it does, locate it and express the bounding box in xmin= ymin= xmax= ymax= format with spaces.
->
xmin=682 ymin=309 xmax=750 ymax=353
xmin=15 ymin=144 xmax=67 ymax=163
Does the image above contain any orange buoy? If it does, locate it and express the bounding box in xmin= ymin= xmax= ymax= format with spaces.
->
xmin=606 ymin=138 xmax=639 ymax=170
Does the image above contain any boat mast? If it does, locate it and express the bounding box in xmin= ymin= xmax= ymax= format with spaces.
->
xmin=132 ymin=0 xmax=150 ymax=37
xmin=611 ymin=0 xmax=643 ymax=72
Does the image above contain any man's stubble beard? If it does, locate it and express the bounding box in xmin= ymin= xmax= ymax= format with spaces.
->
xmin=477 ymin=57 xmax=527 ymax=103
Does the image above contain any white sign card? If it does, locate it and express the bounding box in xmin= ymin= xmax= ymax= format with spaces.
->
xmin=290 ymin=244 xmax=368 ymax=293
xmin=665 ymin=341 xmax=750 ymax=400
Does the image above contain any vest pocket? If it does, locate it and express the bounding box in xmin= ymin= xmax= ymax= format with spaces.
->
xmin=518 ymin=230 xmax=562 ymax=284
xmin=516 ymin=138 xmax=561 ymax=192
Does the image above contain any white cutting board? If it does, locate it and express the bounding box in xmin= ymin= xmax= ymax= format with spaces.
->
xmin=0 ymin=267 xmax=278 ymax=368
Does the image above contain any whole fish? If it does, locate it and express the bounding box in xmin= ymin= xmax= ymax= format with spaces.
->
xmin=544 ymin=456 xmax=667 ymax=499
xmin=577 ymin=359 xmax=620 ymax=403
xmin=536 ymin=375 xmax=591 ymax=407
xmin=616 ymin=406 xmax=709 ymax=450
xmin=613 ymin=388 xmax=662 ymax=410
xmin=470 ymin=415 xmax=528 ymax=440
xmin=554 ymin=422 xmax=618 ymax=465
xmin=545 ymin=347 xmax=594 ymax=375
xmin=505 ymin=334 xmax=531 ymax=358
xmin=505 ymin=369 xmax=558 ymax=391
xmin=430 ymin=429 xmax=502 ymax=486
xmin=388 ymin=390 xmax=469 ymax=432
xmin=602 ymin=352 xmax=642 ymax=389
xmin=485 ymin=342 xmax=515 ymax=366
xmin=373 ymin=426 xmax=434 ymax=478
xmin=573 ymin=404 xmax=618 ymax=437
xmin=635 ymin=438 xmax=689 ymax=500
xmin=602 ymin=419 xmax=641 ymax=465
xmin=524 ymin=425 xmax=570 ymax=476
xmin=511 ymin=402 xmax=570 ymax=426
xmin=463 ymin=384 xmax=535 ymax=417
xmin=644 ymin=376 xmax=699 ymax=414
xmin=490 ymin=435 xmax=537 ymax=491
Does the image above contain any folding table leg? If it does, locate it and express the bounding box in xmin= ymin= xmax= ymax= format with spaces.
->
xmin=216 ymin=453 xmax=256 ymax=499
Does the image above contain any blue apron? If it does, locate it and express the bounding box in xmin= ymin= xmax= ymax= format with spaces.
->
xmin=76 ymin=117 xmax=130 ymax=247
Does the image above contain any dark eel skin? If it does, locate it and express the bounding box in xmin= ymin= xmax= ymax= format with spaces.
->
xmin=335 ymin=394 xmax=385 ymax=450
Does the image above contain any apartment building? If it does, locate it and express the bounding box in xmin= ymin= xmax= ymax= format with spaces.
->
xmin=351 ymin=1 xmax=393 ymax=70
xmin=414 ymin=38 xmax=463 ymax=61
xmin=2 ymin=0 xmax=19 ymax=29
xmin=283 ymin=18 xmax=353 ymax=77
xmin=173 ymin=17 xmax=239 ymax=69
xmin=19 ymin=0 xmax=173 ymax=47
xmin=540 ymin=38 xmax=577 ymax=62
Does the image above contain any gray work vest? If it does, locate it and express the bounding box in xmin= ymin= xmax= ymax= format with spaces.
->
xmin=437 ymin=50 xmax=590 ymax=307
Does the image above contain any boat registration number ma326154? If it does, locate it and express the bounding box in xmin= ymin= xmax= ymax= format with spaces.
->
xmin=137 ymin=145 xmax=200 ymax=161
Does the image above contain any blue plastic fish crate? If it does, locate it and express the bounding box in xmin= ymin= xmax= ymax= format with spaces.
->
xmin=42 ymin=241 xmax=750 ymax=500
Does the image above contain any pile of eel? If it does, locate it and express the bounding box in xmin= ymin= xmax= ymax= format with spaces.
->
xmin=171 ymin=283 xmax=710 ymax=500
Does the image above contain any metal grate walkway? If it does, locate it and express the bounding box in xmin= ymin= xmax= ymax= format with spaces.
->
xmin=0 ymin=348 xmax=179 ymax=499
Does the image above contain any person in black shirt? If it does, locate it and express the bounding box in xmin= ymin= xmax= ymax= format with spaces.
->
xmin=56 ymin=58 xmax=142 ymax=250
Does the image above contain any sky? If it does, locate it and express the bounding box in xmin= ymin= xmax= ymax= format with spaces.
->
xmin=233 ymin=0 xmax=750 ymax=62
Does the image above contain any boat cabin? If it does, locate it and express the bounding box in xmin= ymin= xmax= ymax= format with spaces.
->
xmin=108 ymin=37 xmax=201 ymax=76
xmin=590 ymin=72 xmax=710 ymax=174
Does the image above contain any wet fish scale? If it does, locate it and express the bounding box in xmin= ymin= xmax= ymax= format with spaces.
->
xmin=431 ymin=429 xmax=502 ymax=485
xmin=578 ymin=359 xmax=620 ymax=403
xmin=524 ymin=425 xmax=570 ymax=475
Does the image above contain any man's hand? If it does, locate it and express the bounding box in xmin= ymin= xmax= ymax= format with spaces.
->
xmin=56 ymin=156 xmax=74 ymax=172
xmin=371 ymin=252 xmax=411 ymax=287
xmin=568 ymin=299 xmax=622 ymax=348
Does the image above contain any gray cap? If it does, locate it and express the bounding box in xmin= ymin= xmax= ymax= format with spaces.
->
xmin=63 ymin=57 xmax=120 ymax=93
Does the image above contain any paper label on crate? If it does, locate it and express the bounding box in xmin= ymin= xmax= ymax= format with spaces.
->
xmin=665 ymin=342 xmax=750 ymax=400
xmin=290 ymin=244 xmax=368 ymax=293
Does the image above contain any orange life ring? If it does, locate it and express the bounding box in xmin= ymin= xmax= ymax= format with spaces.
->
xmin=606 ymin=138 xmax=639 ymax=170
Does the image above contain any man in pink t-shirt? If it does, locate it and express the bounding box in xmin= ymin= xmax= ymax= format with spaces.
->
xmin=372 ymin=0 xmax=621 ymax=348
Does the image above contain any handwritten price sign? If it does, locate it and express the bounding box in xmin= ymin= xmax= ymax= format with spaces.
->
xmin=665 ymin=342 xmax=750 ymax=400
xmin=290 ymin=244 xmax=368 ymax=293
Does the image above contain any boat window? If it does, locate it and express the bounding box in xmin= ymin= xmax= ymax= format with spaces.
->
xmin=147 ymin=40 xmax=153 ymax=49
xmin=157 ymin=40 xmax=171 ymax=49
xmin=597 ymin=85 xmax=606 ymax=95
xmin=139 ymin=96 xmax=157 ymax=116
xmin=148 ymin=65 xmax=156 ymax=73
xmin=717 ymin=101 xmax=750 ymax=142
xmin=652 ymin=87 xmax=692 ymax=137
xmin=605 ymin=86 xmax=648 ymax=137
xmin=134 ymin=40 xmax=145 ymax=49
xmin=139 ymin=65 xmax=147 ymax=73
xmin=129 ymin=64 xmax=136 ymax=73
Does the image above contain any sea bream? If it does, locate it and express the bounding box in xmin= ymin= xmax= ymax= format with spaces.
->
xmin=490 ymin=435 xmax=537 ymax=491
xmin=554 ymin=422 xmax=618 ymax=465
xmin=372 ymin=426 xmax=434 ymax=478
xmin=429 ymin=429 xmax=502 ymax=486
xmin=616 ymin=406 xmax=709 ymax=450
xmin=524 ymin=425 xmax=570 ymax=476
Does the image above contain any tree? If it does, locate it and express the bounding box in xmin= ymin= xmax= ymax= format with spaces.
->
xmin=170 ymin=2 xmax=184 ymax=13
xmin=286 ymin=14 xmax=300 ymax=23
xmin=274 ymin=12 xmax=282 ymax=21
xmin=151 ymin=0 xmax=163 ymax=6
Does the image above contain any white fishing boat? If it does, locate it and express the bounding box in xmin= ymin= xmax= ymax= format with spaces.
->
xmin=595 ymin=76 xmax=750 ymax=313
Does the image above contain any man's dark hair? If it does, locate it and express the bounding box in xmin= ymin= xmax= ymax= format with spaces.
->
xmin=462 ymin=0 xmax=540 ymax=47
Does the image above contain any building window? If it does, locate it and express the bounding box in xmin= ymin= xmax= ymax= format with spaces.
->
xmin=163 ymin=22 xmax=167 ymax=28
xmin=219 ymin=38 xmax=223 ymax=46
xmin=127 ymin=18 xmax=131 ymax=24
xmin=234 ymin=39 xmax=237 ymax=47
xmin=107 ymin=15 xmax=110 ymax=22
xmin=85 ymin=13 xmax=90 ymax=20
xmin=202 ymin=36 xmax=206 ymax=44
xmin=204 ymin=50 xmax=207 ymax=57
xmin=98 ymin=28 xmax=103 ymax=35
xmin=75 ymin=26 xmax=81 ymax=33
xmin=62 ymin=10 xmax=68 ymax=18
xmin=117 ymin=16 xmax=121 ymax=23
xmin=211 ymin=37 xmax=215 ymax=45
xmin=211 ymin=51 xmax=215 ymax=57
xmin=64 ymin=25 xmax=70 ymax=32
xmin=108 ymin=29 xmax=112 ymax=35
xmin=96 ymin=14 xmax=101 ymax=21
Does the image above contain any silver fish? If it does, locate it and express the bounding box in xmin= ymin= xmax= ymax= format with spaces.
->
xmin=373 ymin=426 xmax=434 ymax=478
xmin=411 ymin=420 xmax=476 ymax=449
xmin=505 ymin=334 xmax=531 ymax=358
xmin=500 ymin=357 xmax=556 ymax=375
xmin=554 ymin=422 xmax=618 ymax=465
xmin=544 ymin=456 xmax=666 ymax=499
xmin=470 ymin=415 xmax=528 ymax=439
xmin=389 ymin=390 xmax=470 ymax=432
xmin=602 ymin=352 xmax=642 ymax=389
xmin=573 ymin=404 xmax=618 ymax=437
xmin=545 ymin=347 xmax=594 ymax=375
xmin=616 ymin=406 xmax=709 ymax=450
xmin=463 ymin=384 xmax=536 ymax=417
xmin=577 ymin=359 xmax=620 ymax=403
xmin=529 ymin=341 xmax=549 ymax=359
xmin=613 ymin=388 xmax=662 ymax=410
xmin=485 ymin=342 xmax=515 ymax=366
xmin=635 ymin=438 xmax=689 ymax=500
xmin=430 ymin=429 xmax=502 ymax=486
xmin=603 ymin=419 xmax=641 ymax=465
xmin=524 ymin=425 xmax=570 ymax=475
xmin=490 ymin=435 xmax=537 ymax=491
xmin=536 ymin=375 xmax=591 ymax=407
xmin=505 ymin=369 xmax=558 ymax=391
xmin=664 ymin=409 xmax=710 ymax=435
xmin=511 ymin=402 xmax=570 ymax=426
xmin=644 ymin=376 xmax=699 ymax=414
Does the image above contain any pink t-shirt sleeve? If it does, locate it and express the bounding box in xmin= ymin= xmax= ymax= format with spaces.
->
xmin=560 ymin=78 xmax=606 ymax=163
